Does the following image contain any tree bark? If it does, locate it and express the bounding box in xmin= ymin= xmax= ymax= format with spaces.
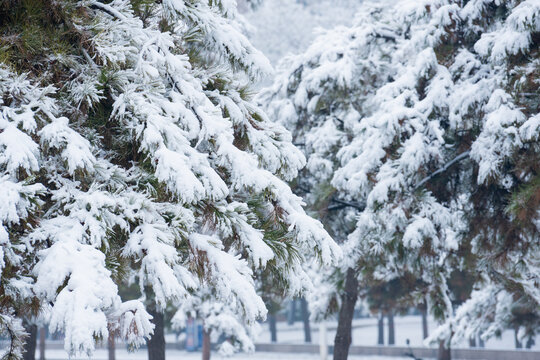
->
xmin=202 ymin=329 xmax=211 ymax=360
xmin=420 ymin=304 xmax=428 ymax=339
xmin=469 ymin=337 xmax=476 ymax=348
xmin=39 ymin=327 xmax=45 ymax=360
xmin=377 ymin=311 xmax=384 ymax=345
xmin=300 ymin=297 xmax=312 ymax=343
xmin=23 ymin=323 xmax=37 ymax=360
xmin=147 ymin=308 xmax=165 ymax=360
xmin=333 ymin=268 xmax=358 ymax=360
xmin=437 ymin=341 xmax=451 ymax=360
xmin=268 ymin=314 xmax=277 ymax=343
xmin=108 ymin=332 xmax=116 ymax=360
xmin=387 ymin=309 xmax=395 ymax=345
xmin=478 ymin=336 xmax=484 ymax=348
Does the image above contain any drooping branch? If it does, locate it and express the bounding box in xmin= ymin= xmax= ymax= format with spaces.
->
xmin=414 ymin=151 xmax=470 ymax=191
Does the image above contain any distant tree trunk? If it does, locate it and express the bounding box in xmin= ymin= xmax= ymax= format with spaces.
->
xmin=202 ymin=329 xmax=211 ymax=360
xmin=437 ymin=341 xmax=451 ymax=360
xmin=469 ymin=337 xmax=476 ymax=348
xmin=387 ymin=310 xmax=395 ymax=345
xmin=525 ymin=337 xmax=534 ymax=349
xmin=514 ymin=328 xmax=522 ymax=349
xmin=377 ymin=311 xmax=384 ymax=345
xmin=23 ymin=323 xmax=37 ymax=360
xmin=478 ymin=336 xmax=484 ymax=348
xmin=420 ymin=304 xmax=428 ymax=339
xmin=147 ymin=307 xmax=165 ymax=360
xmin=319 ymin=322 xmax=328 ymax=360
xmin=287 ymin=299 xmax=296 ymax=325
xmin=39 ymin=327 xmax=46 ymax=360
xmin=268 ymin=314 xmax=277 ymax=343
xmin=108 ymin=332 xmax=116 ymax=360
xmin=333 ymin=268 xmax=358 ymax=360
xmin=300 ymin=297 xmax=312 ymax=343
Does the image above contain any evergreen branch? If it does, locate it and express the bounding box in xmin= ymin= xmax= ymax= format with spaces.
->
xmin=89 ymin=2 xmax=127 ymax=21
xmin=414 ymin=150 xmax=470 ymax=191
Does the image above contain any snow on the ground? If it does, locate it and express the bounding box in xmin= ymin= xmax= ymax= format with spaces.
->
xmin=41 ymin=349 xmax=410 ymax=360
xmin=256 ymin=316 xmax=539 ymax=351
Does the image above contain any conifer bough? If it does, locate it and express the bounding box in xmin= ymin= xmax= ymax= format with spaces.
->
xmin=0 ymin=0 xmax=341 ymax=358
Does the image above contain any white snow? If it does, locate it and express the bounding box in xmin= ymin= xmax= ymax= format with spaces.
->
xmin=39 ymin=349 xmax=410 ymax=360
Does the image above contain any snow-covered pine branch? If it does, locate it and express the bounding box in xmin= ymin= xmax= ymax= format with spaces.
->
xmin=0 ymin=0 xmax=340 ymax=357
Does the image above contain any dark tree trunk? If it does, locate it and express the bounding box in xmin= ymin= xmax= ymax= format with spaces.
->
xmin=437 ymin=341 xmax=451 ymax=360
xmin=333 ymin=268 xmax=358 ymax=360
xmin=525 ymin=337 xmax=534 ymax=349
xmin=300 ymin=297 xmax=312 ymax=343
xmin=23 ymin=323 xmax=37 ymax=360
xmin=478 ymin=336 xmax=484 ymax=348
xmin=287 ymin=299 xmax=296 ymax=325
xmin=202 ymin=329 xmax=211 ymax=360
xmin=147 ymin=308 xmax=165 ymax=360
xmin=420 ymin=304 xmax=428 ymax=339
xmin=469 ymin=337 xmax=476 ymax=348
xmin=514 ymin=329 xmax=521 ymax=349
xmin=108 ymin=332 xmax=116 ymax=360
xmin=387 ymin=309 xmax=395 ymax=345
xmin=377 ymin=311 xmax=384 ymax=345
xmin=268 ymin=314 xmax=277 ymax=343
xmin=39 ymin=327 xmax=45 ymax=360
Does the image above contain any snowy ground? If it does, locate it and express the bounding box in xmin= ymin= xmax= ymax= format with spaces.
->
xmin=41 ymin=349 xmax=410 ymax=360
xmin=255 ymin=315 xmax=539 ymax=351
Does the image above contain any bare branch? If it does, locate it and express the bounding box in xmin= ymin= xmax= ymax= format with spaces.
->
xmin=328 ymin=198 xmax=365 ymax=211
xmin=414 ymin=150 xmax=470 ymax=191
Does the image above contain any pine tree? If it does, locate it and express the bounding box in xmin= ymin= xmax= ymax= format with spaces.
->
xmin=0 ymin=0 xmax=341 ymax=358
xmin=262 ymin=1 xmax=539 ymax=359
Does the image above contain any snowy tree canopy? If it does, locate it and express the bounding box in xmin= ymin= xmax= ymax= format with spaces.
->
xmin=262 ymin=0 xmax=539 ymax=346
xmin=0 ymin=0 xmax=341 ymax=357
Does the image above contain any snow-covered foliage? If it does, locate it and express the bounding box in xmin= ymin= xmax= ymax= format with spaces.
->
xmin=262 ymin=0 xmax=539 ymax=346
xmin=0 ymin=0 xmax=340 ymax=357
xmin=172 ymin=285 xmax=261 ymax=355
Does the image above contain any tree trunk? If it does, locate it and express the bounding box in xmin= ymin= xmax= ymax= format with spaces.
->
xmin=23 ymin=323 xmax=37 ymax=360
xmin=333 ymin=268 xmax=358 ymax=360
xmin=300 ymin=297 xmax=312 ymax=343
xmin=108 ymin=332 xmax=116 ymax=360
xmin=469 ymin=337 xmax=476 ymax=348
xmin=39 ymin=327 xmax=45 ymax=360
xmin=437 ymin=341 xmax=451 ymax=360
xmin=287 ymin=299 xmax=296 ymax=325
xmin=387 ymin=309 xmax=395 ymax=345
xmin=147 ymin=308 xmax=165 ymax=360
xmin=202 ymin=329 xmax=211 ymax=360
xmin=514 ymin=328 xmax=521 ymax=349
xmin=420 ymin=304 xmax=428 ymax=339
xmin=268 ymin=314 xmax=277 ymax=343
xmin=478 ymin=336 xmax=484 ymax=348
xmin=377 ymin=311 xmax=384 ymax=345
xmin=319 ymin=322 xmax=328 ymax=360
